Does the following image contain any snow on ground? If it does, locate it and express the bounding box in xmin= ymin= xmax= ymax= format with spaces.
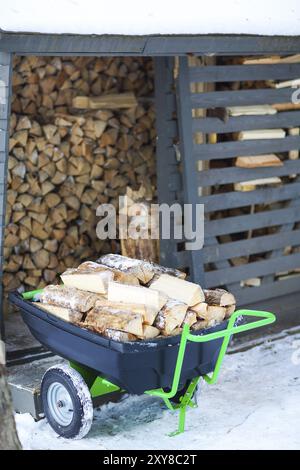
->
xmin=1 ymin=0 xmax=300 ymax=36
xmin=15 ymin=331 xmax=300 ymax=450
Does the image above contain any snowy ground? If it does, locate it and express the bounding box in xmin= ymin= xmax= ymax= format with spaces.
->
xmin=15 ymin=330 xmax=300 ymax=450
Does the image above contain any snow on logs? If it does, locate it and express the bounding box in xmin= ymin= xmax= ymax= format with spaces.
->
xmin=36 ymin=255 xmax=236 ymax=341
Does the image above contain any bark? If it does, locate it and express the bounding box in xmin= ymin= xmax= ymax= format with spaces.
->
xmin=0 ymin=364 xmax=22 ymax=450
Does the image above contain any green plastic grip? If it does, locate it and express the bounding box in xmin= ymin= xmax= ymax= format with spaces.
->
xmin=22 ymin=289 xmax=44 ymax=300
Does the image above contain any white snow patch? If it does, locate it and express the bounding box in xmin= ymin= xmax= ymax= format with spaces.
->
xmin=1 ymin=0 xmax=300 ymax=36
xmin=15 ymin=332 xmax=300 ymax=449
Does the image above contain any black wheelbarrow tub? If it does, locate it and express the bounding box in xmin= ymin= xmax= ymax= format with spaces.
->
xmin=9 ymin=292 xmax=229 ymax=395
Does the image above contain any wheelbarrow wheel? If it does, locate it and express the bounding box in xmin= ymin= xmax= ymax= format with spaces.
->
xmin=41 ymin=364 xmax=93 ymax=439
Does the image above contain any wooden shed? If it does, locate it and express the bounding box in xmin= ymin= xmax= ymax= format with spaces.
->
xmin=1 ymin=0 xmax=300 ymax=350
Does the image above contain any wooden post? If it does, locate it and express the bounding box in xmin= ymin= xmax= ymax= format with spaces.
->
xmin=0 ymin=52 xmax=13 ymax=337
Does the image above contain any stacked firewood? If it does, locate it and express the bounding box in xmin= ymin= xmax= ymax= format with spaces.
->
xmin=4 ymin=56 xmax=156 ymax=294
xmin=37 ymin=254 xmax=236 ymax=341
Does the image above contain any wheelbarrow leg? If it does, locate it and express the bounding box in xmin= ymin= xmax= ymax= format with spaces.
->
xmin=169 ymin=377 xmax=200 ymax=437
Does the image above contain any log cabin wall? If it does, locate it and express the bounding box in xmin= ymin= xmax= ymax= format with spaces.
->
xmin=3 ymin=56 xmax=156 ymax=295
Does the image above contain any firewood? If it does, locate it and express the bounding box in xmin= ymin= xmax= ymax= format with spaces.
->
xmin=4 ymin=57 xmax=156 ymax=295
xmin=72 ymin=92 xmax=138 ymax=110
xmin=243 ymin=54 xmax=300 ymax=64
xmin=191 ymin=319 xmax=209 ymax=331
xmin=235 ymin=155 xmax=283 ymax=168
xmin=98 ymin=254 xmax=186 ymax=284
xmin=154 ymin=299 xmax=188 ymax=335
xmin=108 ymin=281 xmax=167 ymax=311
xmin=272 ymin=102 xmax=300 ymax=111
xmin=61 ymin=266 xmax=114 ymax=294
xmin=182 ymin=310 xmax=197 ymax=327
xmin=203 ymin=288 xmax=236 ymax=307
xmin=206 ymin=306 xmax=226 ymax=325
xmin=227 ymin=105 xmax=277 ymax=116
xmin=234 ymin=177 xmax=282 ymax=191
xmin=149 ymin=274 xmax=204 ymax=306
xmin=225 ymin=304 xmax=236 ymax=318
xmin=40 ymin=285 xmax=97 ymax=313
xmin=84 ymin=308 xmax=143 ymax=336
xmin=190 ymin=302 xmax=208 ymax=318
xmin=137 ymin=325 xmax=160 ymax=340
xmin=76 ymin=261 xmax=140 ymax=286
xmin=102 ymin=329 xmax=137 ymax=342
xmin=94 ymin=297 xmax=158 ymax=325
xmin=237 ymin=129 xmax=285 ymax=140
xmin=38 ymin=304 xmax=83 ymax=323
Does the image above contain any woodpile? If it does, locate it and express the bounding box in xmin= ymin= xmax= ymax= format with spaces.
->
xmin=36 ymin=255 xmax=236 ymax=341
xmin=4 ymin=56 xmax=156 ymax=294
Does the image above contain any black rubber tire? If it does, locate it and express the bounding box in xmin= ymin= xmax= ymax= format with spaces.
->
xmin=41 ymin=364 xmax=93 ymax=439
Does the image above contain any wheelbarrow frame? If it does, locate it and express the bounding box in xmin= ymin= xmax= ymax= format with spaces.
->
xmin=64 ymin=309 xmax=275 ymax=436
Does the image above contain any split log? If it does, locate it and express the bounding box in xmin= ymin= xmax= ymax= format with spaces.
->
xmin=189 ymin=302 xmax=208 ymax=318
xmin=38 ymin=304 xmax=83 ymax=323
xmin=61 ymin=267 xmax=114 ymax=294
xmin=182 ymin=310 xmax=197 ymax=327
xmin=149 ymin=274 xmax=204 ymax=306
xmin=191 ymin=319 xmax=209 ymax=331
xmin=225 ymin=304 xmax=236 ymax=318
xmin=227 ymin=105 xmax=276 ymax=116
xmin=108 ymin=281 xmax=167 ymax=311
xmin=94 ymin=297 xmax=158 ymax=325
xmin=77 ymin=261 xmax=140 ymax=285
xmin=235 ymin=155 xmax=283 ymax=168
xmin=237 ymin=129 xmax=285 ymax=140
xmin=102 ymin=329 xmax=137 ymax=342
xmin=234 ymin=177 xmax=282 ymax=191
xmin=242 ymin=54 xmax=300 ymax=64
xmin=137 ymin=325 xmax=160 ymax=340
xmin=84 ymin=308 xmax=143 ymax=336
xmin=120 ymin=186 xmax=159 ymax=263
xmin=72 ymin=92 xmax=138 ymax=110
xmin=40 ymin=285 xmax=97 ymax=312
xmin=98 ymin=254 xmax=186 ymax=284
xmin=203 ymin=288 xmax=236 ymax=307
xmin=154 ymin=299 xmax=188 ymax=335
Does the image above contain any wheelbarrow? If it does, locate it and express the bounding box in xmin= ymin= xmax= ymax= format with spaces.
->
xmin=9 ymin=291 xmax=276 ymax=439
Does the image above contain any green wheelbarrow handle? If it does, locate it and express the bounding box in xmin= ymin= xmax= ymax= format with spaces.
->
xmin=146 ymin=309 xmax=276 ymax=398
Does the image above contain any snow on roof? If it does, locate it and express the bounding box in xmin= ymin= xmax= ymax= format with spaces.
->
xmin=1 ymin=0 xmax=300 ymax=36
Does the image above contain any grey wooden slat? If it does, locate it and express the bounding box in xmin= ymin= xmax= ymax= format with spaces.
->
xmin=192 ymin=111 xmax=300 ymax=134
xmin=194 ymin=136 xmax=300 ymax=160
xmin=0 ymin=130 xmax=6 ymax=151
xmin=144 ymin=36 xmax=300 ymax=55
xmin=206 ymin=205 xmax=300 ymax=237
xmin=154 ymin=57 xmax=187 ymax=271
xmin=197 ymin=160 xmax=300 ymax=186
xmin=189 ymin=64 xmax=300 ymax=82
xmin=0 ymin=119 xmax=8 ymax=130
xmin=203 ymin=229 xmax=300 ymax=263
xmin=200 ymin=182 xmax=300 ymax=212
xmin=0 ymin=34 xmax=146 ymax=54
xmin=0 ymin=65 xmax=9 ymax=82
xmin=205 ymin=252 xmax=300 ymax=287
xmin=234 ymin=276 xmax=300 ymax=306
xmin=1 ymin=32 xmax=300 ymax=55
xmin=261 ymin=188 xmax=300 ymax=285
xmin=0 ymin=52 xmax=12 ymax=337
xmin=0 ymin=52 xmax=12 ymax=65
xmin=191 ymin=88 xmax=295 ymax=108
xmin=176 ymin=56 xmax=205 ymax=284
